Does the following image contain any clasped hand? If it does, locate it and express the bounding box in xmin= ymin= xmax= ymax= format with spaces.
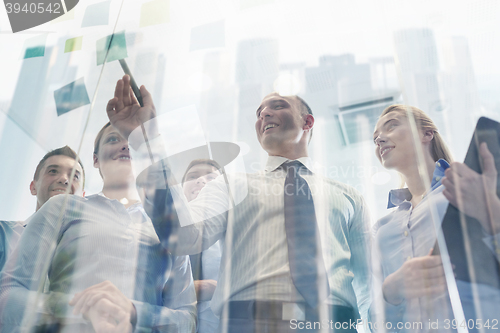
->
xmin=382 ymin=249 xmax=447 ymax=305
xmin=69 ymin=280 xmax=135 ymax=333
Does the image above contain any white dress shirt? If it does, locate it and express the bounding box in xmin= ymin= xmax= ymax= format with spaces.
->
xmin=129 ymin=132 xmax=372 ymax=321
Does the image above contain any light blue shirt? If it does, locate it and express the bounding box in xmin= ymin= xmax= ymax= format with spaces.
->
xmin=371 ymin=159 xmax=451 ymax=332
xmin=0 ymin=194 xmax=196 ymax=333
xmin=0 ymin=220 xmax=24 ymax=272
xmin=371 ymin=159 xmax=500 ymax=332
xmin=139 ymin=151 xmax=372 ymax=321
xmin=196 ymin=241 xmax=221 ymax=333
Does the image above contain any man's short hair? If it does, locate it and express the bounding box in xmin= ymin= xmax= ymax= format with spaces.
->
xmin=294 ymin=95 xmax=313 ymax=116
xmin=33 ymin=146 xmax=86 ymax=189
xmin=181 ymin=159 xmax=222 ymax=184
xmin=293 ymin=95 xmax=314 ymax=143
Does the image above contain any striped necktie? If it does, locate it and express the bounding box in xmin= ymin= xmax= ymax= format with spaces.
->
xmin=283 ymin=160 xmax=330 ymax=307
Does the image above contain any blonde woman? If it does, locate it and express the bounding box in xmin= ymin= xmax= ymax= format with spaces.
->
xmin=371 ymin=105 xmax=500 ymax=332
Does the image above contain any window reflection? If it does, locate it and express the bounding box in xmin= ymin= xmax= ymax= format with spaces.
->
xmin=1 ymin=0 xmax=500 ymax=331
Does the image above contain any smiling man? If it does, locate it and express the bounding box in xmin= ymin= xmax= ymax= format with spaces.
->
xmin=30 ymin=146 xmax=85 ymax=211
xmin=0 ymin=146 xmax=85 ymax=271
xmin=104 ymin=75 xmax=371 ymax=333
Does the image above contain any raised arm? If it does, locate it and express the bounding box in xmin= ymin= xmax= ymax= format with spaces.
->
xmin=106 ymin=77 xmax=229 ymax=255
xmin=106 ymin=75 xmax=158 ymax=145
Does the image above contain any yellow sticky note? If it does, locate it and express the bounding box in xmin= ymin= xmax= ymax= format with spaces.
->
xmin=65 ymin=36 xmax=83 ymax=53
xmin=51 ymin=8 xmax=75 ymax=24
xmin=139 ymin=0 xmax=169 ymax=28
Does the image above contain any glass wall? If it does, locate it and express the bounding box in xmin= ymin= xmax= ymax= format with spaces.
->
xmin=0 ymin=0 xmax=499 ymax=332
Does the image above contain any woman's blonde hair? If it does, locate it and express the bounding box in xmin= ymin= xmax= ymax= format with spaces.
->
xmin=380 ymin=104 xmax=453 ymax=187
xmin=380 ymin=104 xmax=453 ymax=163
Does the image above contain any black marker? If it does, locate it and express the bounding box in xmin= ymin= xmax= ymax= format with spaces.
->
xmin=119 ymin=59 xmax=144 ymax=107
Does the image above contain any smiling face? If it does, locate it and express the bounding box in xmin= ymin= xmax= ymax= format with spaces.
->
xmin=93 ymin=125 xmax=132 ymax=181
xmin=373 ymin=109 xmax=434 ymax=174
xmin=373 ymin=111 xmax=431 ymax=172
xmin=182 ymin=163 xmax=220 ymax=202
xmin=30 ymin=155 xmax=84 ymax=211
xmin=254 ymin=93 xmax=313 ymax=157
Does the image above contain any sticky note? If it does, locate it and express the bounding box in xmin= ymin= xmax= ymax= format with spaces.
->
xmin=96 ymin=31 xmax=128 ymax=66
xmin=24 ymin=47 xmax=45 ymax=59
xmin=53 ymin=77 xmax=91 ymax=116
xmin=81 ymin=1 xmax=111 ymax=27
xmin=51 ymin=7 xmax=75 ymax=24
xmin=21 ymin=34 xmax=47 ymax=59
xmin=189 ymin=20 xmax=225 ymax=51
xmin=139 ymin=0 xmax=169 ymax=28
xmin=64 ymin=36 xmax=83 ymax=53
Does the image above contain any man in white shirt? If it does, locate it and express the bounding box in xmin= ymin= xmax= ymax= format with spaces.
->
xmin=105 ymin=75 xmax=371 ymax=332
xmin=0 ymin=146 xmax=85 ymax=272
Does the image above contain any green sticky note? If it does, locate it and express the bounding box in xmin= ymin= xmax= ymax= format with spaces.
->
xmin=21 ymin=34 xmax=47 ymax=59
xmin=139 ymin=0 xmax=169 ymax=28
xmin=65 ymin=36 xmax=83 ymax=53
xmin=96 ymin=31 xmax=128 ymax=66
xmin=24 ymin=46 xmax=45 ymax=58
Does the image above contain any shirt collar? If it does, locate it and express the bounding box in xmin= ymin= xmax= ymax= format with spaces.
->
xmin=264 ymin=155 xmax=314 ymax=173
xmin=387 ymin=159 xmax=450 ymax=209
xmin=95 ymin=191 xmax=143 ymax=209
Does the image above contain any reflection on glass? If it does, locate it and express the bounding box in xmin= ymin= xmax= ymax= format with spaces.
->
xmin=1 ymin=0 xmax=499 ymax=331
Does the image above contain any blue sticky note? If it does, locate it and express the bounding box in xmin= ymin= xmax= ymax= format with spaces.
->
xmin=190 ymin=20 xmax=225 ymax=51
xmin=21 ymin=34 xmax=47 ymax=59
xmin=95 ymin=31 xmax=128 ymax=66
xmin=81 ymin=1 xmax=111 ymax=27
xmin=53 ymin=77 xmax=91 ymax=116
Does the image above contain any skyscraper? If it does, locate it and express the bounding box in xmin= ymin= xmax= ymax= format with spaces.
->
xmin=393 ymin=28 xmax=442 ymax=113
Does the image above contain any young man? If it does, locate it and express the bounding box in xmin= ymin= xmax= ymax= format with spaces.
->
xmin=104 ymin=75 xmax=371 ymax=332
xmin=0 ymin=146 xmax=85 ymax=271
